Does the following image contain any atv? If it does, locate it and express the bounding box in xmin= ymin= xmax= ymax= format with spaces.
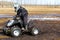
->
xmin=3 ymin=15 xmax=40 ymax=37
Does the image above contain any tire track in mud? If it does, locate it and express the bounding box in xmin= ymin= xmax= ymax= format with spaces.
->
xmin=0 ymin=19 xmax=60 ymax=40
xmin=0 ymin=32 xmax=60 ymax=40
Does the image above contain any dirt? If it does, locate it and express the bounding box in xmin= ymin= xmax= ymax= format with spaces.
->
xmin=0 ymin=32 xmax=60 ymax=40
xmin=0 ymin=20 xmax=60 ymax=40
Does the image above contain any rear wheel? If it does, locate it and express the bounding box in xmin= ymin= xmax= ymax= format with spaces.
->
xmin=28 ymin=20 xmax=40 ymax=36
xmin=30 ymin=27 xmax=39 ymax=36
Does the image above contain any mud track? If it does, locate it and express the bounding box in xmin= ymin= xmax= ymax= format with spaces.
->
xmin=0 ymin=20 xmax=60 ymax=40
xmin=0 ymin=32 xmax=60 ymax=40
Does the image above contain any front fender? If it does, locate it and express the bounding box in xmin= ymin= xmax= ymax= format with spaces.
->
xmin=7 ymin=20 xmax=15 ymax=27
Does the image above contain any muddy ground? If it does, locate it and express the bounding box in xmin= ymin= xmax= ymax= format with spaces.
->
xmin=0 ymin=20 xmax=60 ymax=40
xmin=0 ymin=32 xmax=60 ymax=40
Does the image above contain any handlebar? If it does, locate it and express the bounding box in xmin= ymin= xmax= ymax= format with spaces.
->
xmin=13 ymin=15 xmax=20 ymax=20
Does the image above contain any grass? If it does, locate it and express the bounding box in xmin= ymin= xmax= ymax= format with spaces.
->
xmin=0 ymin=5 xmax=60 ymax=15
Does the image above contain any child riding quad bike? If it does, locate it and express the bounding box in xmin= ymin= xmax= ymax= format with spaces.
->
xmin=3 ymin=6 xmax=40 ymax=37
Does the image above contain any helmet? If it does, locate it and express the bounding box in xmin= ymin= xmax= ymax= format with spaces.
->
xmin=14 ymin=3 xmax=20 ymax=12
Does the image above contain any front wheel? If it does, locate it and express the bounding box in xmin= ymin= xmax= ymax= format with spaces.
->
xmin=11 ymin=27 xmax=22 ymax=37
xmin=3 ymin=27 xmax=10 ymax=35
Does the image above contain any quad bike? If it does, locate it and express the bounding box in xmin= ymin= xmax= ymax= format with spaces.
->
xmin=3 ymin=15 xmax=40 ymax=37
